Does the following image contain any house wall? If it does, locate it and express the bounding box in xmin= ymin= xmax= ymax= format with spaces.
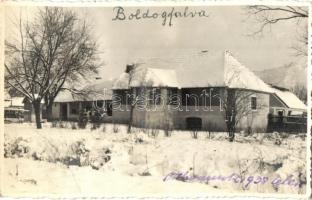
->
xmin=172 ymin=106 xmax=227 ymax=131
xmin=112 ymin=88 xmax=174 ymax=128
xmin=236 ymin=91 xmax=270 ymax=132
xmin=24 ymin=101 xmax=45 ymax=122
xmin=173 ymin=87 xmax=227 ymax=131
xmin=140 ymin=88 xmax=170 ymax=128
xmin=270 ymin=94 xmax=287 ymax=108
xmin=67 ymin=102 xmax=79 ymax=120
xmin=112 ymin=104 xmax=130 ymax=124
xmin=52 ymin=102 xmax=76 ymax=120
xmin=52 ymin=103 xmax=61 ymax=119
xmin=24 ymin=102 xmax=33 ymax=122
xmin=269 ymin=94 xmax=294 ymax=117
xmin=52 ymin=101 xmax=113 ymax=122
xmin=112 ymin=88 xmax=271 ymax=132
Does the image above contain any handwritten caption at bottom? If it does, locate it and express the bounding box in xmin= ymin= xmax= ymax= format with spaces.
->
xmin=163 ymin=171 xmax=304 ymax=189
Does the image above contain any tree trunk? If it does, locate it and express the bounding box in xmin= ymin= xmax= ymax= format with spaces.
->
xmin=33 ymin=100 xmax=42 ymax=129
xmin=127 ymin=104 xmax=134 ymax=134
xmin=227 ymin=120 xmax=236 ymax=142
xmin=46 ymin=102 xmax=53 ymax=122
xmin=228 ymin=129 xmax=235 ymax=142
xmin=226 ymin=89 xmax=236 ymax=142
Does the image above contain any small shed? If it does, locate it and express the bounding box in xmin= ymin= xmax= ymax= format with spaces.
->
xmin=52 ymin=80 xmax=113 ymax=121
xmin=4 ymin=96 xmax=30 ymax=122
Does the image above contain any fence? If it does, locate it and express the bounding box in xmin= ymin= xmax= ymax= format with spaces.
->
xmin=267 ymin=115 xmax=307 ymax=133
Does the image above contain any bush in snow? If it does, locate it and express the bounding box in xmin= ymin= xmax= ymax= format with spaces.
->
xmin=90 ymin=111 xmax=102 ymax=130
xmin=139 ymin=171 xmax=151 ymax=176
xmin=91 ymin=123 xmax=100 ymax=131
xmin=113 ymin=123 xmax=119 ymax=133
xmin=90 ymin=147 xmax=111 ymax=170
xmin=5 ymin=136 xmax=112 ymax=170
xmin=253 ymin=127 xmax=267 ymax=134
xmin=4 ymin=137 xmax=30 ymax=158
xmin=144 ymin=128 xmax=150 ymax=134
xmin=101 ymin=124 xmax=106 ymax=133
xmin=191 ymin=130 xmax=198 ymax=139
xmin=204 ymin=122 xmax=218 ymax=139
xmin=59 ymin=121 xmax=66 ymax=128
xmin=135 ymin=138 xmax=144 ymax=144
xmin=72 ymin=140 xmax=89 ymax=156
xmin=149 ymin=129 xmax=159 ymax=138
xmin=164 ymin=125 xmax=172 ymax=137
xmin=78 ymin=111 xmax=88 ymax=129
xmin=78 ymin=118 xmax=88 ymax=129
xmin=71 ymin=122 xmax=77 ymax=130
xmin=51 ymin=120 xmax=58 ymax=128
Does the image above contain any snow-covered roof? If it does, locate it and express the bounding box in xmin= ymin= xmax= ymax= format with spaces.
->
xmin=54 ymin=90 xmax=77 ymax=102
xmin=224 ymin=51 xmax=273 ymax=93
xmin=113 ymin=51 xmax=273 ymax=91
xmin=54 ymin=80 xmax=113 ymax=103
xmin=4 ymin=97 xmax=24 ymax=108
xmin=54 ymin=90 xmax=112 ymax=103
xmin=22 ymin=95 xmax=44 ymax=104
xmin=4 ymin=90 xmax=11 ymax=100
xmin=111 ymin=51 xmax=306 ymax=111
xmin=224 ymin=51 xmax=306 ymax=110
xmin=4 ymin=99 xmax=12 ymax=107
xmin=271 ymin=88 xmax=306 ymax=110
xmin=113 ymin=66 xmax=180 ymax=89
xmin=176 ymin=50 xmax=225 ymax=87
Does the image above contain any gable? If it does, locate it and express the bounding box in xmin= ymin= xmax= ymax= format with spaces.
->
xmin=271 ymin=88 xmax=306 ymax=110
xmin=224 ymin=51 xmax=273 ymax=93
xmin=270 ymin=94 xmax=288 ymax=108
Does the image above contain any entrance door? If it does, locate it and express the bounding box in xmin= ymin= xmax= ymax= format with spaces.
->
xmin=61 ymin=104 xmax=68 ymax=120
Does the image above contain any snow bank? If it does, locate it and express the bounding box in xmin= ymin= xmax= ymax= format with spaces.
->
xmin=3 ymin=123 xmax=307 ymax=196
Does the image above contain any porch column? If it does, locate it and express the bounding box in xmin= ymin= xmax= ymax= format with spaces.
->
xmin=78 ymin=102 xmax=82 ymax=112
xmin=67 ymin=102 xmax=70 ymax=120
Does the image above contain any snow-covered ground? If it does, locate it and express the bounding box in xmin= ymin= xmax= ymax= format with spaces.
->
xmin=2 ymin=123 xmax=307 ymax=197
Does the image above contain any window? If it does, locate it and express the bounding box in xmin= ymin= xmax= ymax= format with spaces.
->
xmin=167 ymin=88 xmax=179 ymax=105
xmin=149 ymin=88 xmax=161 ymax=105
xmin=106 ymin=101 xmax=112 ymax=116
xmin=70 ymin=102 xmax=79 ymax=114
xmin=251 ymin=97 xmax=257 ymax=110
xmin=135 ymin=87 xmax=146 ymax=106
xmin=113 ymin=89 xmax=130 ymax=105
xmin=94 ymin=100 xmax=104 ymax=108
xmin=82 ymin=102 xmax=93 ymax=111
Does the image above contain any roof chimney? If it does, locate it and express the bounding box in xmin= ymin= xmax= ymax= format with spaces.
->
xmin=125 ymin=64 xmax=136 ymax=73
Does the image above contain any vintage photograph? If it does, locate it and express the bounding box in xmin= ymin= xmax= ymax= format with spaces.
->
xmin=1 ymin=2 xmax=310 ymax=198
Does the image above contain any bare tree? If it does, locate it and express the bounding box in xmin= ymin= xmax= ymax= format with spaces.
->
xmin=291 ymin=25 xmax=308 ymax=57
xmin=223 ymin=53 xmax=267 ymax=142
xmin=125 ymin=64 xmax=158 ymax=133
xmin=127 ymin=87 xmax=141 ymax=134
xmin=5 ymin=7 xmax=99 ymax=128
xmin=246 ymin=5 xmax=308 ymax=56
xmin=125 ymin=64 xmax=147 ymax=133
xmin=247 ymin=6 xmax=308 ymax=35
xmin=222 ymin=88 xmax=259 ymax=142
xmin=290 ymin=84 xmax=307 ymax=104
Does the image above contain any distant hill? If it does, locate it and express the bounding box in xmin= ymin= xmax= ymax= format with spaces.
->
xmin=254 ymin=63 xmax=307 ymax=90
xmin=254 ymin=63 xmax=307 ymax=103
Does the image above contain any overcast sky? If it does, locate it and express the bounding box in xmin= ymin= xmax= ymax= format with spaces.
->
xmin=5 ymin=5 xmax=308 ymax=84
